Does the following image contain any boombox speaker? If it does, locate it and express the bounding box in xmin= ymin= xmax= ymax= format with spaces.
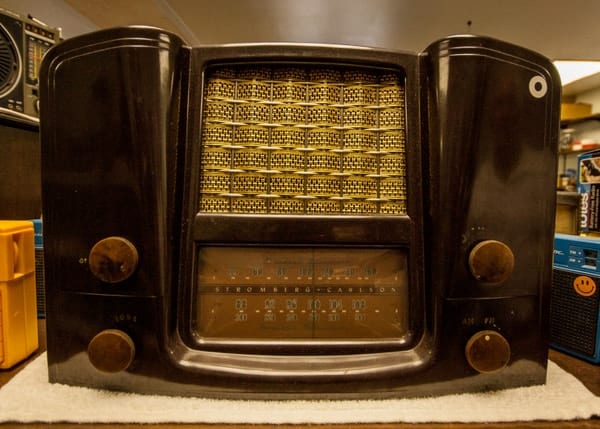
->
xmin=551 ymin=233 xmax=600 ymax=363
xmin=0 ymin=8 xmax=59 ymax=126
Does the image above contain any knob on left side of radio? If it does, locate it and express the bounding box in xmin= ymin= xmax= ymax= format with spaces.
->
xmin=88 ymin=237 xmax=139 ymax=283
xmin=87 ymin=329 xmax=136 ymax=373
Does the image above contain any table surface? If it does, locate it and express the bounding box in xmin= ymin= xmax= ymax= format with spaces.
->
xmin=0 ymin=320 xmax=598 ymax=429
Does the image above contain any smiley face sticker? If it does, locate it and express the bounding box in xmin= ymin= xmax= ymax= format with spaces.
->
xmin=573 ymin=276 xmax=597 ymax=297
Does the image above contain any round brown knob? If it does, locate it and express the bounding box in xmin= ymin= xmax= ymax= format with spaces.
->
xmin=88 ymin=329 xmax=135 ymax=373
xmin=89 ymin=236 xmax=139 ymax=283
xmin=465 ymin=330 xmax=511 ymax=374
xmin=468 ymin=240 xmax=514 ymax=284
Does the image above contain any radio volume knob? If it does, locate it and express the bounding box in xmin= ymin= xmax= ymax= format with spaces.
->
xmin=465 ymin=330 xmax=511 ymax=373
xmin=88 ymin=236 xmax=139 ymax=283
xmin=87 ymin=329 xmax=136 ymax=373
xmin=468 ymin=240 xmax=514 ymax=284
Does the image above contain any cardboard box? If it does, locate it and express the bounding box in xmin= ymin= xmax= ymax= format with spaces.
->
xmin=561 ymin=102 xmax=592 ymax=121
xmin=556 ymin=191 xmax=580 ymax=235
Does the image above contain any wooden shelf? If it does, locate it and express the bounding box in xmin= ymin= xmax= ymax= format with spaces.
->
xmin=560 ymin=146 xmax=600 ymax=155
xmin=561 ymin=113 xmax=600 ymax=127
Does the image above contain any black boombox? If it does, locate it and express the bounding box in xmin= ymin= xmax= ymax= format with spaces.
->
xmin=0 ymin=8 xmax=59 ymax=126
xmin=39 ymin=26 xmax=560 ymax=398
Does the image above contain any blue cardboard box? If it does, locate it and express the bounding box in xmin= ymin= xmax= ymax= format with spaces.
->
xmin=577 ymin=149 xmax=600 ymax=233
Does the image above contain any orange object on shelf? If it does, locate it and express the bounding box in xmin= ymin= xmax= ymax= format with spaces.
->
xmin=561 ymin=102 xmax=592 ymax=121
xmin=0 ymin=221 xmax=38 ymax=369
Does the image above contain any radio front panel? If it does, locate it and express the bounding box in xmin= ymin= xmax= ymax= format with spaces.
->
xmin=186 ymin=53 xmax=421 ymax=357
xmin=180 ymin=45 xmax=426 ymax=367
xmin=40 ymin=26 xmax=560 ymax=398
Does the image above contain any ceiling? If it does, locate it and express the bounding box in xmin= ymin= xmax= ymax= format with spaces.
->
xmin=1 ymin=0 xmax=600 ymax=60
xmin=2 ymin=0 xmax=600 ymax=94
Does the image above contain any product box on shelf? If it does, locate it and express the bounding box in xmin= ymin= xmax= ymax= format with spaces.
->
xmin=578 ymin=149 xmax=600 ymax=234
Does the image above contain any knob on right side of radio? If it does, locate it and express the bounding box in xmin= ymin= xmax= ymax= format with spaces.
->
xmin=465 ymin=330 xmax=511 ymax=373
xmin=468 ymin=240 xmax=515 ymax=284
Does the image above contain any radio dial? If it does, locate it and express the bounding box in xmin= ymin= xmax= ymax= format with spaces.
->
xmin=465 ymin=330 xmax=511 ymax=373
xmin=468 ymin=240 xmax=514 ymax=284
xmin=87 ymin=329 xmax=136 ymax=373
xmin=88 ymin=236 xmax=139 ymax=283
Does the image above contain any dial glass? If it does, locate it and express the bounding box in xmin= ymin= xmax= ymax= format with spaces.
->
xmin=194 ymin=247 xmax=409 ymax=341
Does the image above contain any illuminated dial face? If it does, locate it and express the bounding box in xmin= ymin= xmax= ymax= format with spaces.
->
xmin=195 ymin=247 xmax=408 ymax=341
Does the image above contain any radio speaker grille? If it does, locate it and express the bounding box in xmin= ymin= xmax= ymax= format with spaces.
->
xmin=0 ymin=26 xmax=18 ymax=97
xmin=199 ymin=64 xmax=407 ymax=215
xmin=550 ymin=269 xmax=599 ymax=356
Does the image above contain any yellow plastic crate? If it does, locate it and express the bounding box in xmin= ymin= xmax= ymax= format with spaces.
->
xmin=0 ymin=221 xmax=38 ymax=369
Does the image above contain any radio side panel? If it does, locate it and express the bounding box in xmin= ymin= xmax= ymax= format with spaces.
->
xmin=423 ymin=36 xmax=560 ymax=376
xmin=40 ymin=27 xmax=187 ymax=374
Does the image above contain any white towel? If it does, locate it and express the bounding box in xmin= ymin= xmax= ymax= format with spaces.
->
xmin=0 ymin=353 xmax=598 ymax=424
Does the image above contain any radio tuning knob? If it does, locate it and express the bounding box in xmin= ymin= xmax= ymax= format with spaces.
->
xmin=465 ymin=330 xmax=511 ymax=374
xmin=87 ymin=329 xmax=136 ymax=373
xmin=88 ymin=236 xmax=139 ymax=283
xmin=468 ymin=240 xmax=514 ymax=284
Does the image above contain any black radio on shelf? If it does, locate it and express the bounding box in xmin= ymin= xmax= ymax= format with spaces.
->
xmin=39 ymin=26 xmax=560 ymax=398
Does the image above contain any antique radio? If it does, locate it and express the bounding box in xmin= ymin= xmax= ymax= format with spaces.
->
xmin=551 ymin=233 xmax=600 ymax=364
xmin=39 ymin=26 xmax=560 ymax=398
xmin=0 ymin=8 xmax=60 ymax=127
